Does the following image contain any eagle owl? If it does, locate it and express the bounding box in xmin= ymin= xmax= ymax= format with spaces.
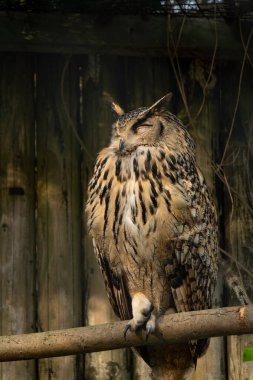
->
xmin=86 ymin=94 xmax=218 ymax=379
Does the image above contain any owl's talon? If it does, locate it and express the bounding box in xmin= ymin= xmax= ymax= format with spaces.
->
xmin=146 ymin=313 xmax=156 ymax=340
xmin=146 ymin=326 xmax=152 ymax=341
xmin=123 ymin=323 xmax=131 ymax=340
xmin=123 ymin=318 xmax=139 ymax=339
xmin=124 ymin=294 xmax=156 ymax=341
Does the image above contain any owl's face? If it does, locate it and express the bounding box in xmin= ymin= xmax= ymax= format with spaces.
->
xmin=110 ymin=93 xmax=183 ymax=155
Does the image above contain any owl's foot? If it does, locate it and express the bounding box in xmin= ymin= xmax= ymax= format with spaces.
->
xmin=145 ymin=313 xmax=156 ymax=340
xmin=124 ymin=292 xmax=156 ymax=340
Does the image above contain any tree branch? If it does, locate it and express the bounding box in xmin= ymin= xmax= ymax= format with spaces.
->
xmin=0 ymin=306 xmax=253 ymax=362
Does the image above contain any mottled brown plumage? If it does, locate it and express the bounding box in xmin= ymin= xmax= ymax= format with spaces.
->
xmin=86 ymin=94 xmax=218 ymax=379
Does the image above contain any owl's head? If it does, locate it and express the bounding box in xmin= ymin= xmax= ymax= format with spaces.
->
xmin=110 ymin=93 xmax=190 ymax=155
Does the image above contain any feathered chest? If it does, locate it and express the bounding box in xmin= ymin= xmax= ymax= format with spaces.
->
xmin=86 ymin=145 xmax=204 ymax=248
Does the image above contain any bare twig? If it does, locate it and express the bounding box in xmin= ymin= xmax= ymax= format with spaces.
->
xmin=212 ymin=162 xmax=253 ymax=218
xmin=0 ymin=306 xmax=253 ymax=362
xmin=166 ymin=15 xmax=194 ymax=127
xmin=220 ymin=253 xmax=252 ymax=305
xmin=239 ymin=19 xmax=253 ymax=70
xmin=220 ymin=248 xmax=253 ymax=281
xmin=166 ymin=10 xmax=218 ymax=131
xmin=193 ymin=6 xmax=218 ymax=122
xmin=220 ymin=23 xmax=253 ymax=166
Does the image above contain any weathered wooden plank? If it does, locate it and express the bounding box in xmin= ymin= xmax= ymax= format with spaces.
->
xmin=36 ymin=54 xmax=83 ymax=380
xmin=0 ymin=12 xmax=252 ymax=60
xmin=123 ymin=56 xmax=175 ymax=110
xmin=221 ymin=62 xmax=253 ymax=380
xmin=82 ymin=55 xmax=132 ymax=380
xmin=176 ymin=59 xmax=226 ymax=380
xmin=0 ymin=53 xmax=36 ymax=379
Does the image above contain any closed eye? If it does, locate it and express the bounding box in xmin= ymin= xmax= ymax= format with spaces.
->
xmin=132 ymin=122 xmax=153 ymax=133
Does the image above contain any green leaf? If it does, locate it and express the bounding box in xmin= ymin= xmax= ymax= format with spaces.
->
xmin=243 ymin=345 xmax=253 ymax=362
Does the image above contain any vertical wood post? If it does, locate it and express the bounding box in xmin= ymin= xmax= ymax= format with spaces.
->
xmin=179 ymin=58 xmax=226 ymax=380
xmin=82 ymin=55 xmax=132 ymax=380
xmin=36 ymin=54 xmax=83 ymax=380
xmin=0 ymin=53 xmax=36 ymax=379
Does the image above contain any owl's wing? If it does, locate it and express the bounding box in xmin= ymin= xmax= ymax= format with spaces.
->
xmin=93 ymin=240 xmax=132 ymax=320
xmin=93 ymin=240 xmax=150 ymax=363
xmin=164 ymin=207 xmax=217 ymax=359
xmin=165 ymin=237 xmax=215 ymax=313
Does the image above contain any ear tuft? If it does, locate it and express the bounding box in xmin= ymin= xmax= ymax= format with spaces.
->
xmin=111 ymin=102 xmax=125 ymax=117
xmin=147 ymin=93 xmax=173 ymax=114
xmin=103 ymin=92 xmax=125 ymax=117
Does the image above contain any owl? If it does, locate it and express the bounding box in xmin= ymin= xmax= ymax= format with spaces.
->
xmin=86 ymin=94 xmax=218 ymax=380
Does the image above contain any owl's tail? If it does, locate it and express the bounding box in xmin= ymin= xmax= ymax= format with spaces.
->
xmin=148 ymin=345 xmax=195 ymax=380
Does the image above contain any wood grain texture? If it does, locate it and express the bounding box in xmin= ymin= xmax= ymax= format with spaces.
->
xmin=36 ymin=54 xmax=83 ymax=380
xmin=185 ymin=59 xmax=226 ymax=380
xmin=0 ymin=53 xmax=36 ymax=379
xmin=82 ymin=55 xmax=131 ymax=380
xmin=221 ymin=63 xmax=253 ymax=380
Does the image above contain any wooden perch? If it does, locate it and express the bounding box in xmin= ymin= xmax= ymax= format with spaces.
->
xmin=0 ymin=306 xmax=252 ymax=362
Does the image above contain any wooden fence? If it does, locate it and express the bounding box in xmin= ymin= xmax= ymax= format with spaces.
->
xmin=0 ymin=49 xmax=253 ymax=380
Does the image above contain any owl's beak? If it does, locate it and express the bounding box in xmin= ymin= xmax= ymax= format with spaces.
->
xmin=119 ymin=139 xmax=125 ymax=152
